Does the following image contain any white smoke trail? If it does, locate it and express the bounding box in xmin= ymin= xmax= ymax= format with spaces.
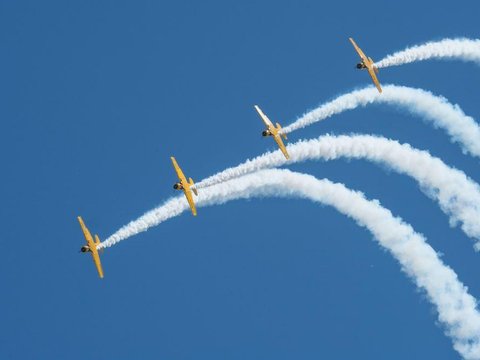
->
xmin=101 ymin=169 xmax=480 ymax=359
xmin=282 ymin=84 xmax=480 ymax=158
xmin=375 ymin=38 xmax=480 ymax=69
xmin=196 ymin=134 xmax=480 ymax=250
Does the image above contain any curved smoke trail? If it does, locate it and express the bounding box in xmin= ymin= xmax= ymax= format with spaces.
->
xmin=101 ymin=169 xmax=480 ymax=359
xmin=197 ymin=135 xmax=480 ymax=249
xmin=375 ymin=38 xmax=480 ymax=68
xmin=282 ymin=84 xmax=480 ymax=158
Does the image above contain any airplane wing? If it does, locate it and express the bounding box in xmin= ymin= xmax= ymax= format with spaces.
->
xmin=254 ymin=105 xmax=274 ymax=127
xmin=273 ymin=135 xmax=290 ymax=159
xmin=91 ymin=248 xmax=104 ymax=278
xmin=78 ymin=216 xmax=104 ymax=279
xmin=367 ymin=67 xmax=382 ymax=93
xmin=349 ymin=37 xmax=368 ymax=62
xmin=183 ymin=188 xmax=197 ymax=216
xmin=78 ymin=216 xmax=94 ymax=245
xmin=171 ymin=156 xmax=187 ymax=183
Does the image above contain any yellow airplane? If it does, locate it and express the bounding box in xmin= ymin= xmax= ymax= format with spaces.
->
xmin=171 ymin=156 xmax=198 ymax=216
xmin=78 ymin=216 xmax=104 ymax=279
xmin=349 ymin=37 xmax=382 ymax=93
xmin=254 ymin=105 xmax=290 ymax=159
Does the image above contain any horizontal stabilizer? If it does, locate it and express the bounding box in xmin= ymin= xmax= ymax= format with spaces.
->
xmin=189 ymin=178 xmax=198 ymax=196
xmin=369 ymin=57 xmax=379 ymax=74
xmin=78 ymin=216 xmax=105 ymax=278
xmin=276 ymin=123 xmax=287 ymax=140
xmin=95 ymin=234 xmax=104 ymax=254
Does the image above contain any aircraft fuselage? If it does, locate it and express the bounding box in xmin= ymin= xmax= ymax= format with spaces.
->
xmin=356 ymin=62 xmax=367 ymax=69
xmin=80 ymin=245 xmax=91 ymax=253
xmin=173 ymin=182 xmax=184 ymax=190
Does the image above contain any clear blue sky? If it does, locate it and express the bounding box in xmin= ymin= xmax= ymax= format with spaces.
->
xmin=1 ymin=1 xmax=479 ymax=359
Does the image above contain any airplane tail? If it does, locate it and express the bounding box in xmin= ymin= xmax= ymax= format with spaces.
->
xmin=189 ymin=178 xmax=198 ymax=196
xmin=95 ymin=234 xmax=104 ymax=254
xmin=276 ymin=123 xmax=287 ymax=140
xmin=369 ymin=57 xmax=379 ymax=74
